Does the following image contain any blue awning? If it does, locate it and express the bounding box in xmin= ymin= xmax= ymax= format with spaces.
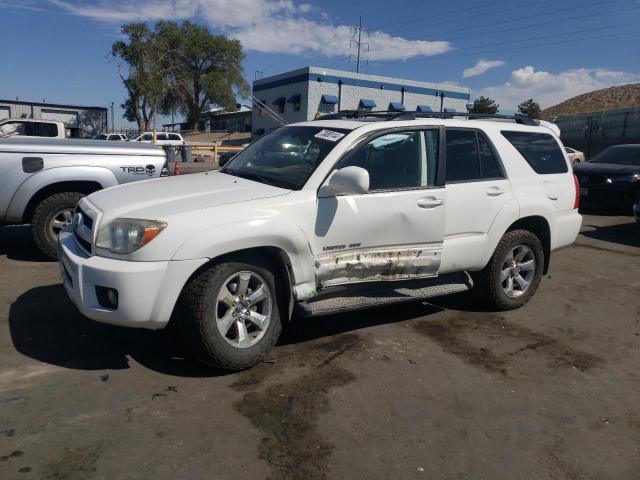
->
xmin=417 ymin=105 xmax=432 ymax=112
xmin=287 ymin=94 xmax=301 ymax=103
xmin=321 ymin=94 xmax=339 ymax=104
xmin=444 ymin=107 xmax=456 ymax=112
xmin=359 ymin=99 xmax=376 ymax=109
xmin=272 ymin=97 xmax=286 ymax=105
xmin=388 ymin=102 xmax=406 ymax=111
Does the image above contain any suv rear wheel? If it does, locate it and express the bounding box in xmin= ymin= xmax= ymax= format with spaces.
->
xmin=473 ymin=229 xmax=544 ymax=310
xmin=178 ymin=257 xmax=283 ymax=370
xmin=31 ymin=192 xmax=85 ymax=259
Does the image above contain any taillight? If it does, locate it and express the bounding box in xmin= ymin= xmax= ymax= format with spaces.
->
xmin=573 ymin=173 xmax=580 ymax=209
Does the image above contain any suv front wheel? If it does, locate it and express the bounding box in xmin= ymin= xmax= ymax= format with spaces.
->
xmin=474 ymin=229 xmax=544 ymax=310
xmin=178 ymin=257 xmax=283 ymax=370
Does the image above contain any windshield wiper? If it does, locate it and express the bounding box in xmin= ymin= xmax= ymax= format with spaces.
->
xmin=223 ymin=168 xmax=293 ymax=189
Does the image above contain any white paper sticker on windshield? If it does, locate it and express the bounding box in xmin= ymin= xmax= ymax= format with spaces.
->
xmin=314 ymin=129 xmax=345 ymax=142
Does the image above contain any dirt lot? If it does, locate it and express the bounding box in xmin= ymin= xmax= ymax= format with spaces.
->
xmin=0 ymin=212 xmax=639 ymax=480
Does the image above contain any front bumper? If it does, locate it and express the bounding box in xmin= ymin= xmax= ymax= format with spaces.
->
xmin=579 ymin=182 xmax=637 ymax=204
xmin=58 ymin=228 xmax=207 ymax=329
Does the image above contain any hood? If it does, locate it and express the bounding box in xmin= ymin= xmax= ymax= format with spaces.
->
xmin=573 ymin=162 xmax=640 ymax=176
xmin=86 ymin=171 xmax=290 ymax=220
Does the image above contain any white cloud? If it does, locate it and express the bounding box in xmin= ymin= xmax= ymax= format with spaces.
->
xmin=476 ymin=66 xmax=640 ymax=111
xmin=47 ymin=0 xmax=451 ymax=61
xmin=462 ymin=59 xmax=505 ymax=78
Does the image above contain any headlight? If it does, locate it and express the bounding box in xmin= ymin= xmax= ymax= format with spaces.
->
xmin=609 ymin=174 xmax=640 ymax=183
xmin=96 ymin=218 xmax=166 ymax=254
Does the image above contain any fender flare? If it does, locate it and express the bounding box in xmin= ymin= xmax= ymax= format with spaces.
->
xmin=172 ymin=217 xmax=317 ymax=301
xmin=7 ymin=166 xmax=118 ymax=223
xmin=480 ymin=196 xmax=555 ymax=270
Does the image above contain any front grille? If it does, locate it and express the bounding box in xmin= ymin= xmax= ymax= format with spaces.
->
xmin=72 ymin=205 xmax=95 ymax=255
xmin=74 ymin=234 xmax=92 ymax=253
xmin=77 ymin=207 xmax=93 ymax=229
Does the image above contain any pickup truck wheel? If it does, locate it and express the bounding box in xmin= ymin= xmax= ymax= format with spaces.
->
xmin=31 ymin=192 xmax=85 ymax=259
xmin=475 ymin=229 xmax=544 ymax=311
xmin=178 ymin=259 xmax=283 ymax=370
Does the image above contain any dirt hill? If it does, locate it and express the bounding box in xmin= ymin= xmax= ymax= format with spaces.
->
xmin=540 ymin=83 xmax=640 ymax=120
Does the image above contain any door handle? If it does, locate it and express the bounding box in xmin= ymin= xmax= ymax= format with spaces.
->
xmin=547 ymin=195 xmax=559 ymax=201
xmin=486 ymin=186 xmax=505 ymax=196
xmin=417 ymin=197 xmax=444 ymax=209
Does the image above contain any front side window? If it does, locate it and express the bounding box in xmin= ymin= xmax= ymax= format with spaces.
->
xmin=224 ymin=126 xmax=350 ymax=190
xmin=501 ymin=131 xmax=568 ymax=174
xmin=142 ymin=133 xmax=153 ymax=141
xmin=0 ymin=122 xmax=26 ymax=136
xmin=339 ymin=130 xmax=439 ymax=190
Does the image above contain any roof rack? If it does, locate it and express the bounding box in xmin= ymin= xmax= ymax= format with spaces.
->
xmin=315 ymin=110 xmax=539 ymax=126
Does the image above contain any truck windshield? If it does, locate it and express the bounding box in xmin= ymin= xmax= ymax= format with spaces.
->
xmin=222 ymin=126 xmax=350 ymax=190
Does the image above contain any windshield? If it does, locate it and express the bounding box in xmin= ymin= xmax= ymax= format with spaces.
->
xmin=222 ymin=126 xmax=350 ymax=189
xmin=589 ymin=146 xmax=640 ymax=166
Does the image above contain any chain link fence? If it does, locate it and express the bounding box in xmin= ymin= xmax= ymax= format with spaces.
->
xmin=554 ymin=107 xmax=640 ymax=159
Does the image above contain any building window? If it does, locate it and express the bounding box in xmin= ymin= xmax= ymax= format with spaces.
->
xmin=272 ymin=97 xmax=286 ymax=114
xmin=288 ymin=94 xmax=301 ymax=112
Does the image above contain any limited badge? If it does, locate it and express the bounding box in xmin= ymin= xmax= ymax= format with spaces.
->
xmin=314 ymin=129 xmax=345 ymax=142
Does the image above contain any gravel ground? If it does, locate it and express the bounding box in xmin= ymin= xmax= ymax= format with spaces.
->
xmin=0 ymin=212 xmax=638 ymax=480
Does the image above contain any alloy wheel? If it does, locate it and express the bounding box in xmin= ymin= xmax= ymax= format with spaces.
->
xmin=500 ymin=245 xmax=536 ymax=298
xmin=215 ymin=271 xmax=273 ymax=348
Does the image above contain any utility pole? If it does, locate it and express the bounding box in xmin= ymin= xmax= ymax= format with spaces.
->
xmin=349 ymin=16 xmax=369 ymax=73
xmin=110 ymin=102 xmax=115 ymax=133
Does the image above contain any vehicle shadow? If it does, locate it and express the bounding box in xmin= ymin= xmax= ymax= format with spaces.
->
xmin=9 ymin=283 xmax=451 ymax=377
xmin=0 ymin=225 xmax=54 ymax=262
xmin=8 ymin=284 xmax=222 ymax=378
xmin=580 ymin=221 xmax=640 ymax=248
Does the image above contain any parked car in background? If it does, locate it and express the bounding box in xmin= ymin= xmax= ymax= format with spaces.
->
xmin=574 ymin=144 xmax=640 ymax=206
xmin=95 ymin=133 xmax=127 ymax=141
xmin=58 ymin=112 xmax=581 ymax=370
xmin=565 ymin=147 xmax=585 ymax=165
xmin=0 ymin=118 xmax=66 ymax=138
xmin=130 ymin=131 xmax=185 ymax=146
xmin=0 ymin=137 xmax=169 ymax=258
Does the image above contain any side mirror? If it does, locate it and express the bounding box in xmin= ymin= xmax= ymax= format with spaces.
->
xmin=318 ymin=166 xmax=369 ymax=197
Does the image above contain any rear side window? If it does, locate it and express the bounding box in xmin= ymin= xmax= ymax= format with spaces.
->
xmin=501 ymin=131 xmax=568 ymax=174
xmin=446 ymin=130 xmax=480 ymax=182
xmin=445 ymin=129 xmax=504 ymax=182
xmin=33 ymin=122 xmax=58 ymax=137
xmin=168 ymin=133 xmax=181 ymax=140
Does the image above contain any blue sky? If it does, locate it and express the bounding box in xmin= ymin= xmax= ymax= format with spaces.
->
xmin=1 ymin=0 xmax=639 ymax=128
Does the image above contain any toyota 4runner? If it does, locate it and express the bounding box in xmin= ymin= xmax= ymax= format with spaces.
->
xmin=58 ymin=112 xmax=582 ymax=370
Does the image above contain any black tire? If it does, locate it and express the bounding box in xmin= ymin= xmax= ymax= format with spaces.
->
xmin=177 ymin=257 xmax=283 ymax=370
xmin=31 ymin=192 xmax=85 ymax=259
xmin=472 ymin=229 xmax=544 ymax=311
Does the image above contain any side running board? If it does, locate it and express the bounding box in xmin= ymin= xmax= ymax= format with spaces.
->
xmin=295 ymin=272 xmax=473 ymax=317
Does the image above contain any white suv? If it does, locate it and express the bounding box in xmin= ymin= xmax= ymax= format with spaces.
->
xmin=130 ymin=131 xmax=184 ymax=146
xmin=58 ymin=112 xmax=582 ymax=370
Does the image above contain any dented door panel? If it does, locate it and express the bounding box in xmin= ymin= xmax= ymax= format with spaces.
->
xmin=314 ymin=244 xmax=441 ymax=287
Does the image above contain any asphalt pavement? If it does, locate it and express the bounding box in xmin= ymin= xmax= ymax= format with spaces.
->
xmin=0 ymin=211 xmax=638 ymax=479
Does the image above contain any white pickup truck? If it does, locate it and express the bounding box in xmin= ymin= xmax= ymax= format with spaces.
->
xmin=0 ymin=137 xmax=169 ymax=258
xmin=58 ymin=112 xmax=582 ymax=370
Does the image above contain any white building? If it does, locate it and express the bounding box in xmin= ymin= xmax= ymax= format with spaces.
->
xmin=252 ymin=66 xmax=471 ymax=133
